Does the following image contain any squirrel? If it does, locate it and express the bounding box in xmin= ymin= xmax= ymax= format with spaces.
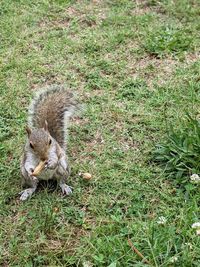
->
xmin=20 ymin=85 xmax=78 ymax=201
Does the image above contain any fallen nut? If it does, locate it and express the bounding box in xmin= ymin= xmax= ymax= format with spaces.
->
xmin=53 ymin=207 xmax=59 ymax=213
xmin=31 ymin=160 xmax=46 ymax=176
xmin=82 ymin=172 xmax=92 ymax=180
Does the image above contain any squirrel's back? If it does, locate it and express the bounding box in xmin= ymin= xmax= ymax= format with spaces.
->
xmin=28 ymin=85 xmax=77 ymax=147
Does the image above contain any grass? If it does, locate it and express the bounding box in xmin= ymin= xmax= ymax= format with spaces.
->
xmin=153 ymin=115 xmax=200 ymax=184
xmin=0 ymin=0 xmax=200 ymax=266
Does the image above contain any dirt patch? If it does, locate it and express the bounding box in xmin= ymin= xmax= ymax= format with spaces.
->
xmin=71 ymin=117 xmax=89 ymax=126
xmin=127 ymin=55 xmax=178 ymax=88
xmin=65 ymin=6 xmax=78 ymax=17
xmin=119 ymin=136 xmax=141 ymax=152
xmin=37 ymin=1 xmax=107 ymax=33
xmin=41 ymin=225 xmax=88 ymax=254
xmin=81 ymin=130 xmax=105 ymax=158
xmin=127 ymin=52 xmax=200 ymax=88
xmin=38 ymin=18 xmax=71 ymax=31
xmin=29 ymin=74 xmax=64 ymax=90
xmin=132 ymin=0 xmax=152 ymax=16
xmin=134 ymin=0 xmax=166 ymax=16
xmin=184 ymin=52 xmax=200 ymax=64
xmin=84 ymin=89 xmax=106 ymax=99
xmin=65 ymin=1 xmax=107 ymax=28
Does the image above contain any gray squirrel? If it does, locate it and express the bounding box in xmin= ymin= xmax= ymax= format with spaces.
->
xmin=20 ymin=85 xmax=78 ymax=201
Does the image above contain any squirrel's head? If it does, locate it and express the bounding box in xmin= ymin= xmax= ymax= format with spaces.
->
xmin=26 ymin=121 xmax=52 ymax=161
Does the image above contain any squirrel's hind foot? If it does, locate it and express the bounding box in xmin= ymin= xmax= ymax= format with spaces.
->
xmin=60 ymin=184 xmax=72 ymax=195
xmin=19 ymin=188 xmax=36 ymax=201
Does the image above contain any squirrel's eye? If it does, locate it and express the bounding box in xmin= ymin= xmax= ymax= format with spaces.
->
xmin=49 ymin=139 xmax=52 ymax=145
xmin=30 ymin=142 xmax=34 ymax=149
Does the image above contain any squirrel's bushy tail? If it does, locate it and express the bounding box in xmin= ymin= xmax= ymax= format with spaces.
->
xmin=28 ymin=85 xmax=77 ymax=148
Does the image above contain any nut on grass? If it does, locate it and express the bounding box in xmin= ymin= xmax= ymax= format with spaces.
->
xmin=80 ymin=172 xmax=92 ymax=180
xmin=31 ymin=160 xmax=46 ymax=176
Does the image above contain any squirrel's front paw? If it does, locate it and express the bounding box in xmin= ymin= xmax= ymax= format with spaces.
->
xmin=46 ymin=160 xmax=57 ymax=170
xmin=60 ymin=184 xmax=72 ymax=195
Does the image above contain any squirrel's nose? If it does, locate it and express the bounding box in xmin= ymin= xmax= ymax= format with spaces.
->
xmin=41 ymin=156 xmax=48 ymax=162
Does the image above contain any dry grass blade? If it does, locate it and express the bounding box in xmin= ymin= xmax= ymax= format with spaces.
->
xmin=128 ymin=239 xmax=151 ymax=265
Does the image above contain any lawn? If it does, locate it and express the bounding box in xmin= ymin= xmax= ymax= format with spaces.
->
xmin=0 ymin=0 xmax=200 ymax=266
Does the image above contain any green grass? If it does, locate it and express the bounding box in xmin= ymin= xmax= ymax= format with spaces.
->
xmin=153 ymin=115 xmax=200 ymax=184
xmin=1 ymin=0 xmax=200 ymax=266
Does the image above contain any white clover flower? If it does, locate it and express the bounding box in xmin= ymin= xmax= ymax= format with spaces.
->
xmin=185 ymin=242 xmax=193 ymax=249
xmin=157 ymin=216 xmax=167 ymax=225
xmin=83 ymin=262 xmax=93 ymax=267
xmin=169 ymin=256 xmax=178 ymax=263
xmin=196 ymin=229 xmax=200 ymax=236
xmin=191 ymin=222 xmax=200 ymax=229
xmin=191 ymin=222 xmax=200 ymax=236
xmin=190 ymin=174 xmax=200 ymax=183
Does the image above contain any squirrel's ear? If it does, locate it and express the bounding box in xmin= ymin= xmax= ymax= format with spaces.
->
xmin=44 ymin=120 xmax=49 ymax=132
xmin=25 ymin=126 xmax=32 ymax=137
